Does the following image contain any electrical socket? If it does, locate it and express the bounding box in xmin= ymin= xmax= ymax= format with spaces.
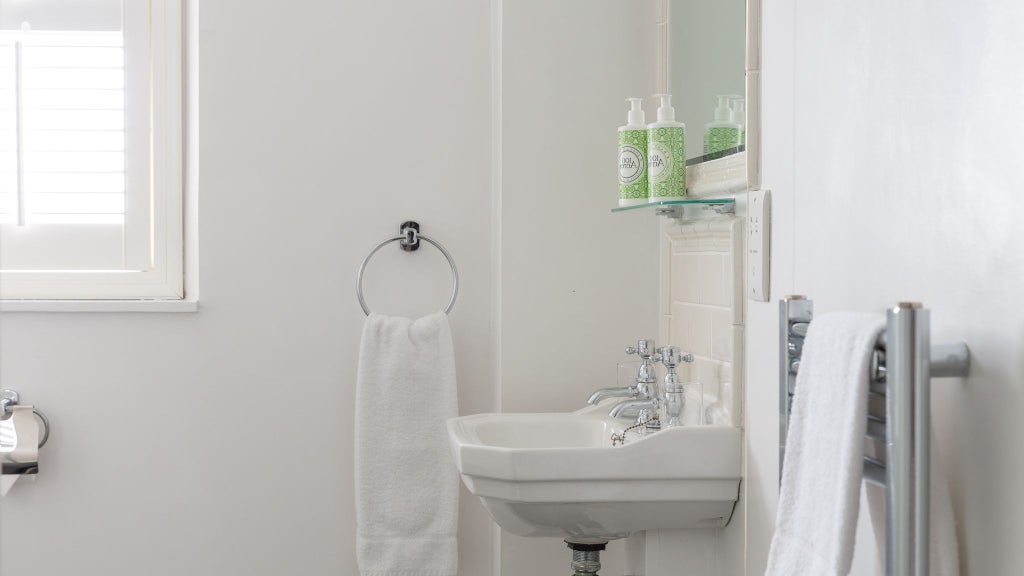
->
xmin=747 ymin=189 xmax=771 ymax=301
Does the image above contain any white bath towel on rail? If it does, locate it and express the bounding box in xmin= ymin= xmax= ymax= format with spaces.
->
xmin=767 ymin=313 xmax=884 ymax=576
xmin=766 ymin=312 xmax=960 ymax=576
xmin=356 ymin=311 xmax=459 ymax=576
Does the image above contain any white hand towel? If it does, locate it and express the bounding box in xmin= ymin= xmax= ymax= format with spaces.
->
xmin=767 ymin=313 xmax=885 ymax=576
xmin=767 ymin=312 xmax=960 ymax=576
xmin=355 ymin=311 xmax=459 ymax=576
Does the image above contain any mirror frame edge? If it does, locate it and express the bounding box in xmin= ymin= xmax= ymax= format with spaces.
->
xmin=745 ymin=0 xmax=761 ymax=190
xmin=657 ymin=0 xmax=761 ymax=190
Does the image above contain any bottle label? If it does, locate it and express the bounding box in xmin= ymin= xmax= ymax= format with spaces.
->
xmin=705 ymin=126 xmax=741 ymax=156
xmin=649 ymin=126 xmax=685 ymax=199
xmin=618 ymin=129 xmax=648 ymax=200
xmin=648 ymin=142 xmax=672 ymax=182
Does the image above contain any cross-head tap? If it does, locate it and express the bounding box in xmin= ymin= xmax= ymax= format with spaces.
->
xmin=625 ymin=339 xmax=658 ymax=397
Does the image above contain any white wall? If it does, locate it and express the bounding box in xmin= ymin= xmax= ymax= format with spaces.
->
xmin=0 ymin=1 xmax=497 ymax=574
xmin=748 ymin=0 xmax=1024 ymax=573
xmin=0 ymin=1 xmax=671 ymax=574
xmin=497 ymin=0 xmax=660 ymax=573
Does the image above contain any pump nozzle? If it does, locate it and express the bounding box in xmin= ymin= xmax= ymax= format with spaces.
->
xmin=714 ymin=95 xmax=732 ymax=122
xmin=727 ymin=95 xmax=744 ymax=125
xmin=625 ymin=97 xmax=646 ymax=126
xmin=653 ymin=94 xmax=676 ymax=122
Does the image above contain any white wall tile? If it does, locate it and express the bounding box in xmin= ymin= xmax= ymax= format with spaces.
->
xmin=728 ymin=325 xmax=743 ymax=423
xmin=728 ymin=218 xmax=744 ymax=325
xmin=699 ymin=255 xmax=728 ymax=307
xmin=693 ymin=358 xmax=721 ymax=400
xmin=673 ymin=302 xmax=712 ymax=358
xmin=711 ymin=308 xmax=732 ymax=361
xmin=671 ymin=252 xmax=700 ymax=304
xmin=669 ymin=303 xmax=685 ymax=350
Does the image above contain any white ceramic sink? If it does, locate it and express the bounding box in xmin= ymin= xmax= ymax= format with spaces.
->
xmin=446 ymin=404 xmax=741 ymax=543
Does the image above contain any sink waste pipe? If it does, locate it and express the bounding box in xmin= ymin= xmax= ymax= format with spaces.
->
xmin=566 ymin=541 xmax=606 ymax=575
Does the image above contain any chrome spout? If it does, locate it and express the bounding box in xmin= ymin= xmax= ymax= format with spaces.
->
xmin=609 ymin=398 xmax=658 ymax=419
xmin=587 ymin=386 xmax=638 ymax=405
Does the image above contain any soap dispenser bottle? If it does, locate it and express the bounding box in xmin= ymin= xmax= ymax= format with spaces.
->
xmin=703 ymin=95 xmax=742 ymax=156
xmin=618 ymin=98 xmax=649 ymax=206
xmin=647 ymin=94 xmax=686 ymax=202
xmin=729 ymin=96 xmax=746 ymax=147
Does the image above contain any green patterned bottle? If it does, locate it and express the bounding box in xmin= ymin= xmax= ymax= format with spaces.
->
xmin=703 ymin=95 xmax=742 ymax=156
xmin=618 ymin=98 xmax=648 ymax=206
xmin=648 ymin=94 xmax=686 ymax=202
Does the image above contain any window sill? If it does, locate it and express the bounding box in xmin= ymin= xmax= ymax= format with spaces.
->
xmin=0 ymin=299 xmax=199 ymax=313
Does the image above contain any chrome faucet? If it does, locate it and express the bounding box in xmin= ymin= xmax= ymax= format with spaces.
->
xmin=586 ymin=339 xmax=657 ymax=406
xmin=609 ymin=343 xmax=694 ymax=429
xmin=606 ymin=340 xmax=660 ymax=426
xmin=587 ymin=385 xmax=637 ymax=405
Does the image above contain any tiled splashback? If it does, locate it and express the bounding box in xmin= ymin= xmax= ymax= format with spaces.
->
xmin=660 ymin=217 xmax=744 ymax=426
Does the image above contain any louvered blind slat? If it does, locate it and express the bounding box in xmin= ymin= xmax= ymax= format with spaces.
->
xmin=0 ymin=30 xmax=124 ymax=224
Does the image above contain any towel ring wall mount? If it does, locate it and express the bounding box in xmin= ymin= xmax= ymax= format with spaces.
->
xmin=356 ymin=221 xmax=459 ymax=316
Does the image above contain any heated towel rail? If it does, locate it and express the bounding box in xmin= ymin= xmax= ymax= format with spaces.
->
xmin=780 ymin=297 xmax=969 ymax=576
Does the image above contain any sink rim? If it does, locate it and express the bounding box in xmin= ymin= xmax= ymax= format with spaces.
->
xmin=447 ymin=409 xmax=742 ymax=482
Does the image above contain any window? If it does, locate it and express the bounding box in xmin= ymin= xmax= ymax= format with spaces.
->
xmin=0 ymin=0 xmax=183 ymax=300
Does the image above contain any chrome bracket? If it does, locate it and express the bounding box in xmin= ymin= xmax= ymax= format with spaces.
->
xmin=0 ymin=389 xmax=20 ymax=411
xmin=779 ymin=295 xmax=812 ymax=479
xmin=654 ymin=201 xmax=736 ymax=219
xmin=654 ymin=205 xmax=683 ymax=219
xmin=398 ymin=221 xmax=420 ymax=251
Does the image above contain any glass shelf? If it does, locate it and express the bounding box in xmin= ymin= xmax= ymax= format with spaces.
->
xmin=612 ymin=197 xmax=736 ymax=217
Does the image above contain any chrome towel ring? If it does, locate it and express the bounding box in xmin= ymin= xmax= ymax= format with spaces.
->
xmin=356 ymin=221 xmax=459 ymax=316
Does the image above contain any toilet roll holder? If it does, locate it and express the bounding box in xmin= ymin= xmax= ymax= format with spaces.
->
xmin=1 ymin=389 xmax=50 ymax=448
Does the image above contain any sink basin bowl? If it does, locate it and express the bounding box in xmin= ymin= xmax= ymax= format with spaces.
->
xmin=446 ymin=405 xmax=741 ymax=542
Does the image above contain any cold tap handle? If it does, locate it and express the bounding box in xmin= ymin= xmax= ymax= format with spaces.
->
xmin=657 ymin=346 xmax=694 ymax=368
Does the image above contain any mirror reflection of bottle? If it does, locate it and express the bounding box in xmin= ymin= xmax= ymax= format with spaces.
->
xmin=729 ymin=96 xmax=745 ymax=147
xmin=648 ymin=94 xmax=686 ymax=202
xmin=618 ymin=98 xmax=649 ymax=207
xmin=703 ymin=95 xmax=743 ymax=157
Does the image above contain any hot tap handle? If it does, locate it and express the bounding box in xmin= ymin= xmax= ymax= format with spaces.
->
xmin=626 ymin=339 xmax=655 ymax=359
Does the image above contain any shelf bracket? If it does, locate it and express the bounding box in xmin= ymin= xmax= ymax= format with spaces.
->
xmin=654 ymin=205 xmax=683 ymax=218
xmin=654 ymin=202 xmax=734 ymax=219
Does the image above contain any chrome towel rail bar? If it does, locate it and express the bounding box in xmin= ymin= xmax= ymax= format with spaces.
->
xmin=780 ymin=297 xmax=970 ymax=576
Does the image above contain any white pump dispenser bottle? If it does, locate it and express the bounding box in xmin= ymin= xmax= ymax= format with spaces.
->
xmin=647 ymin=94 xmax=686 ymax=202
xmin=618 ymin=98 xmax=649 ymax=206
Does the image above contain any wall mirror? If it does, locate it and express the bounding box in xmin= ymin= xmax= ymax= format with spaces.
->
xmin=660 ymin=0 xmax=759 ymax=189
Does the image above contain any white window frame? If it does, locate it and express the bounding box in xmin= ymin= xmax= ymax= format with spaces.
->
xmin=0 ymin=0 xmax=184 ymax=302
